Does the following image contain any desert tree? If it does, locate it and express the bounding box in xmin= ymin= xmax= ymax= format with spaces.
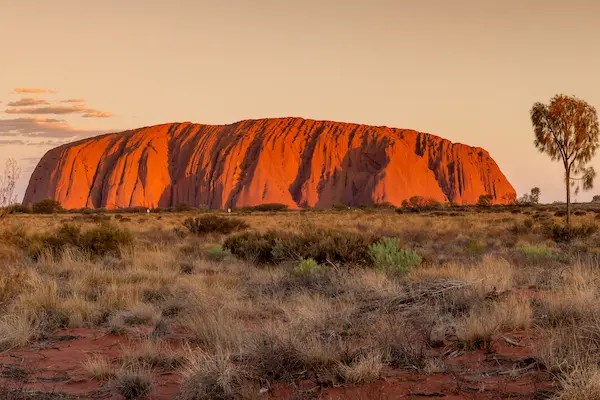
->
xmin=0 ymin=158 xmax=21 ymax=220
xmin=531 ymin=95 xmax=599 ymax=226
xmin=518 ymin=187 xmax=541 ymax=205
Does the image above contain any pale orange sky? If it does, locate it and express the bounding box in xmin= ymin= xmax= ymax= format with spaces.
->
xmin=2 ymin=0 xmax=600 ymax=202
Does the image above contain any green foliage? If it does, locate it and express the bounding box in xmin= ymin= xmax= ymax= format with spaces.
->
xmin=463 ymin=239 xmax=485 ymax=255
xmin=205 ymin=245 xmax=233 ymax=262
xmin=223 ymin=229 xmax=381 ymax=266
xmin=517 ymin=187 xmax=541 ymax=205
xmin=331 ymin=204 xmax=350 ymax=211
xmin=517 ymin=245 xmax=567 ymax=263
xmin=477 ymin=194 xmax=493 ymax=207
xmin=31 ymin=199 xmax=62 ymax=214
xmin=183 ymin=215 xmax=249 ymax=236
xmin=542 ymin=222 xmax=598 ymax=243
xmin=400 ymin=196 xmax=441 ymax=211
xmin=237 ymin=203 xmax=289 ymax=212
xmin=7 ymin=204 xmax=31 ymax=214
xmin=531 ymin=95 xmax=599 ymax=225
xmin=294 ymin=258 xmax=326 ymax=276
xmin=368 ymin=237 xmax=421 ymax=275
xmin=174 ymin=203 xmax=196 ymax=212
xmin=509 ymin=218 xmax=535 ymax=235
xmin=27 ymin=222 xmax=132 ymax=260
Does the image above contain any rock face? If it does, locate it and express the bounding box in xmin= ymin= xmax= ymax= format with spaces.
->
xmin=24 ymin=117 xmax=516 ymax=209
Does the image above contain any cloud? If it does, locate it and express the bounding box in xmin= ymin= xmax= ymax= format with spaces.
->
xmin=0 ymin=117 xmax=105 ymax=139
xmin=5 ymin=105 xmax=88 ymax=115
xmin=82 ymin=109 xmax=113 ymax=118
xmin=60 ymin=98 xmax=85 ymax=103
xmin=7 ymin=98 xmax=50 ymax=107
xmin=13 ymin=88 xmax=55 ymax=94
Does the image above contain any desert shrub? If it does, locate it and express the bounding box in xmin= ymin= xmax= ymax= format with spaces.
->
xmin=119 ymin=206 xmax=149 ymax=214
xmin=463 ymin=239 xmax=485 ymax=255
xmin=477 ymin=194 xmax=493 ymax=206
xmin=508 ymin=218 xmax=535 ymax=235
xmin=31 ymin=199 xmax=62 ymax=214
xmin=205 ymin=245 xmax=233 ymax=262
xmin=175 ymin=203 xmax=196 ymax=212
xmin=7 ymin=204 xmax=31 ymax=214
xmin=371 ymin=202 xmax=396 ymax=209
xmin=223 ymin=229 xmax=381 ymax=266
xmin=401 ymin=196 xmax=441 ymax=211
xmin=331 ymin=203 xmax=350 ymax=211
xmin=517 ymin=245 xmax=567 ymax=263
xmin=294 ymin=258 xmax=326 ymax=276
xmin=27 ymin=223 xmax=132 ymax=260
xmin=543 ymin=223 xmax=598 ymax=243
xmin=71 ymin=214 xmax=111 ymax=223
xmin=368 ymin=238 xmax=421 ymax=275
xmin=184 ymin=215 xmax=249 ymax=236
xmin=238 ymin=203 xmax=289 ymax=212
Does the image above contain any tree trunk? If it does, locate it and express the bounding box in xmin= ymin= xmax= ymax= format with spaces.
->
xmin=566 ymin=168 xmax=571 ymax=227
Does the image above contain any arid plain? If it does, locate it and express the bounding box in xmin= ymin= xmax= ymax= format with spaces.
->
xmin=1 ymin=204 xmax=599 ymax=399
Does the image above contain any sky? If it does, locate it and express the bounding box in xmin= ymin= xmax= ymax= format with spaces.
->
xmin=1 ymin=0 xmax=600 ymax=203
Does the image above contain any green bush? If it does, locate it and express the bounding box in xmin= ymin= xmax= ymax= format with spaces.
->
xmin=477 ymin=194 xmax=493 ymax=207
xmin=32 ymin=199 xmax=62 ymax=214
xmin=27 ymin=223 xmax=132 ymax=260
xmin=543 ymin=223 xmax=598 ymax=243
xmin=205 ymin=245 xmax=233 ymax=262
xmin=294 ymin=258 xmax=326 ymax=276
xmin=183 ymin=215 xmax=249 ymax=236
xmin=508 ymin=218 xmax=534 ymax=235
xmin=516 ymin=245 xmax=567 ymax=263
xmin=223 ymin=229 xmax=381 ymax=266
xmin=368 ymin=238 xmax=421 ymax=275
xmin=237 ymin=203 xmax=289 ymax=212
xmin=7 ymin=204 xmax=31 ymax=214
xmin=463 ymin=239 xmax=485 ymax=255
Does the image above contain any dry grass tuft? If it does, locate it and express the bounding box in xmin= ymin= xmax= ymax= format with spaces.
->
xmin=84 ymin=354 xmax=115 ymax=380
xmin=456 ymin=294 xmax=532 ymax=351
xmin=113 ymin=366 xmax=153 ymax=400
xmin=338 ymin=351 xmax=383 ymax=384
xmin=121 ymin=340 xmax=183 ymax=370
xmin=0 ymin=313 xmax=39 ymax=350
xmin=179 ymin=348 xmax=243 ymax=400
xmin=556 ymin=364 xmax=600 ymax=400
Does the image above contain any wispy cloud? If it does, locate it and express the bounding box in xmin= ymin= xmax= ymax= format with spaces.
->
xmin=7 ymin=98 xmax=50 ymax=107
xmin=0 ymin=117 xmax=105 ymax=139
xmin=13 ymin=88 xmax=56 ymax=94
xmin=5 ymin=105 xmax=88 ymax=115
xmin=82 ymin=109 xmax=113 ymax=118
xmin=60 ymin=98 xmax=85 ymax=103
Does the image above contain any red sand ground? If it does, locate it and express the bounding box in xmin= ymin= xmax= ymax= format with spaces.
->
xmin=0 ymin=326 xmax=554 ymax=399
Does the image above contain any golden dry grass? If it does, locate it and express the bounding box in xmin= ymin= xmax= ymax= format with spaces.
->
xmin=1 ymin=208 xmax=600 ymax=398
